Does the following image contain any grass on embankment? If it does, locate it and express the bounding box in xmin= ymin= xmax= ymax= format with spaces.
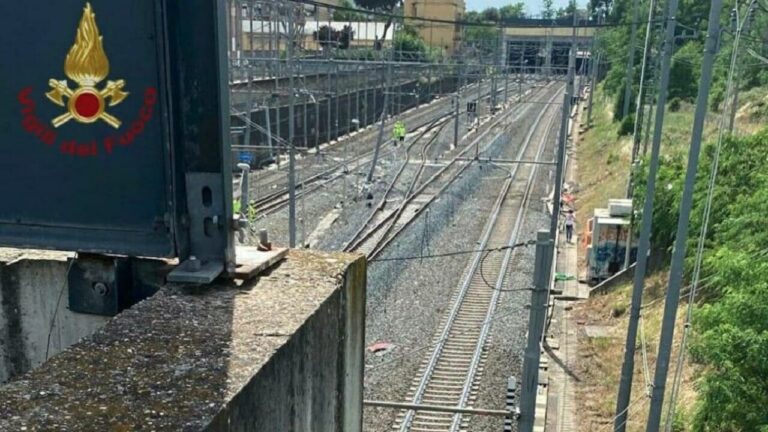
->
xmin=569 ymin=83 xmax=766 ymax=431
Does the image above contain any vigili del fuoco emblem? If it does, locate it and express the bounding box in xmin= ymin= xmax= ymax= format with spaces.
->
xmin=46 ymin=2 xmax=128 ymax=129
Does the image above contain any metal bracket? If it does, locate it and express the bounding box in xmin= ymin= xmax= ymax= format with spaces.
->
xmin=68 ymin=254 xmax=166 ymax=316
xmin=168 ymin=173 xmax=229 ymax=284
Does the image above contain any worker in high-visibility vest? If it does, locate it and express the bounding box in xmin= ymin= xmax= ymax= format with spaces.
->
xmin=392 ymin=121 xmax=406 ymax=145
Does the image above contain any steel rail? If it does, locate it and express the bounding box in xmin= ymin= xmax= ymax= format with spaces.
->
xmin=247 ymin=81 xmax=511 ymax=215
xmin=364 ymin=84 xmax=560 ymax=260
xmin=343 ymin=85 xmax=543 ymax=256
xmin=343 ymin=117 xmax=451 ymax=251
xmin=449 ymin=107 xmax=560 ymax=432
xmin=251 ymin=114 xmax=452 ymax=216
xmin=395 ymin=87 xmax=562 ymax=432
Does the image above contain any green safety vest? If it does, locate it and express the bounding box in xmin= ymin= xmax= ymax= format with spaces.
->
xmin=393 ymin=122 xmax=406 ymax=138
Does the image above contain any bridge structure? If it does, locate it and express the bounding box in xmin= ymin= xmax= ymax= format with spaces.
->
xmin=501 ymin=20 xmax=596 ymax=75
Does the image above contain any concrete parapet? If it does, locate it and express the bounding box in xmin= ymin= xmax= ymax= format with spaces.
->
xmin=0 ymin=250 xmax=110 ymax=384
xmin=0 ymin=250 xmax=366 ymax=431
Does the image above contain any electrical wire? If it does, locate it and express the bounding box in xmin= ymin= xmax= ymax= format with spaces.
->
xmin=369 ymin=240 xmax=535 ymax=263
xmin=603 ymin=392 xmax=652 ymax=432
xmin=639 ymin=314 xmax=652 ymax=395
xmin=478 ymin=244 xmax=538 ymax=292
xmin=45 ymin=254 xmax=77 ymax=362
xmin=366 ymin=286 xmax=546 ymax=374
xmin=293 ymin=0 xmax=670 ymax=30
xmin=664 ymin=4 xmax=758 ymax=425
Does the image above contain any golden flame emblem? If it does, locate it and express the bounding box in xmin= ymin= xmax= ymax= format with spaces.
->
xmin=46 ymin=3 xmax=128 ymax=129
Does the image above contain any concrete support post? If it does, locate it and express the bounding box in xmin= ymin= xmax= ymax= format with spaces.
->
xmin=544 ymin=39 xmax=553 ymax=77
xmin=587 ymin=50 xmax=599 ymax=127
xmin=238 ymin=163 xmax=251 ymax=212
xmin=518 ymin=230 xmax=554 ymax=432
xmin=315 ymin=96 xmax=320 ymax=149
xmin=587 ymin=11 xmax=602 ymax=127
xmin=646 ymin=1 xmax=723 ymax=429
xmin=265 ymin=101 xmax=274 ymax=162
xmin=244 ymin=69 xmax=254 ymax=149
xmin=287 ymin=16 xmax=297 ymax=247
xmin=622 ymin=0 xmax=640 ymax=119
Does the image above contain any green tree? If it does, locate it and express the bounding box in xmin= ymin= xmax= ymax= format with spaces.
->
xmin=464 ymin=25 xmax=500 ymax=55
xmin=499 ymin=3 xmax=526 ymax=21
xmin=394 ymin=30 xmax=436 ymax=61
xmin=689 ymin=249 xmax=768 ymax=431
xmin=632 ymin=127 xmax=768 ymax=428
xmin=333 ymin=0 xmax=367 ymax=21
xmin=356 ymin=0 xmax=400 ymax=44
xmin=481 ymin=7 xmax=500 ymax=21
xmin=669 ymin=41 xmax=703 ymax=101
xmin=542 ymin=0 xmax=555 ymax=19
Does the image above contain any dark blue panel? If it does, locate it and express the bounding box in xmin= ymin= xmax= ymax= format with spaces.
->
xmin=0 ymin=1 xmax=174 ymax=256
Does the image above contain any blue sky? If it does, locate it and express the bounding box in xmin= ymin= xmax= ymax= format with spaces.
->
xmin=466 ymin=0 xmax=585 ymax=14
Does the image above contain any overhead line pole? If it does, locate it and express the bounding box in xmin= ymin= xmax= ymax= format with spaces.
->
xmin=613 ymin=0 xmax=681 ymax=427
xmin=453 ymin=60 xmax=462 ymax=150
xmin=629 ymin=0 xmax=657 ymax=171
xmin=368 ymin=18 xmax=397 ymax=183
xmin=622 ymin=0 xmax=640 ymax=120
xmin=727 ymin=1 xmax=757 ymax=133
xmin=548 ymin=4 xmax=577 ymax=239
xmin=518 ymin=230 xmax=554 ymax=432
xmin=287 ymin=5 xmax=298 ymax=247
xmin=622 ymin=0 xmax=659 ymax=272
xmin=646 ymin=0 xmax=724 ymax=429
xmin=586 ymin=9 xmax=602 ymax=127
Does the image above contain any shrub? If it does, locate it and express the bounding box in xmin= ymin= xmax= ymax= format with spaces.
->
xmin=617 ymin=114 xmax=635 ymax=137
xmin=669 ymin=97 xmax=682 ymax=112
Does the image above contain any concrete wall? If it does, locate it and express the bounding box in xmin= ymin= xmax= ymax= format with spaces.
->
xmin=0 ymin=254 xmax=109 ymax=384
xmin=0 ymin=250 xmax=366 ymax=432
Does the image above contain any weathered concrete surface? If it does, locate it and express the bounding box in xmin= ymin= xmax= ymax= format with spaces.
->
xmin=0 ymin=250 xmax=110 ymax=384
xmin=0 ymin=250 xmax=365 ymax=431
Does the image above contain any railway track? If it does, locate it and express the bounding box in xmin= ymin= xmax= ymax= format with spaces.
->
xmin=343 ymin=84 xmax=560 ymax=260
xmin=250 ymin=113 xmax=453 ymax=217
xmin=392 ymin=88 xmax=562 ymax=432
xmin=244 ymin=78 xmax=534 ymax=212
xmin=342 ymin=116 xmax=451 ymax=252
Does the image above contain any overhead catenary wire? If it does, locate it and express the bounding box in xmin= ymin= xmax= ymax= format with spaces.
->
xmin=365 ymin=283 xmax=549 ymax=375
xmin=369 ymin=240 xmax=535 ymax=263
xmin=293 ymin=0 xmax=669 ymax=30
xmin=663 ymin=3 xmax=758 ymax=426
